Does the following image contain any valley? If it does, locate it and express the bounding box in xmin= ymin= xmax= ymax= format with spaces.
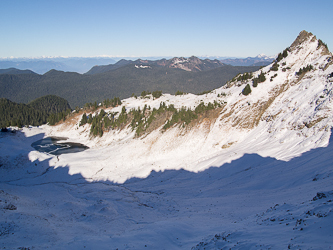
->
xmin=1 ymin=30 xmax=333 ymax=249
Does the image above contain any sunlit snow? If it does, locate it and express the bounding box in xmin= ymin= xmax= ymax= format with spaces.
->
xmin=1 ymin=32 xmax=333 ymax=249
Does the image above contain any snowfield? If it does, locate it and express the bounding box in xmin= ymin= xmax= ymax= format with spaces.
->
xmin=1 ymin=31 xmax=333 ymax=249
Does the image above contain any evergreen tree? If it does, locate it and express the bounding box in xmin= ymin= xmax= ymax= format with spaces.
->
xmin=87 ymin=114 xmax=93 ymax=124
xmin=152 ymin=90 xmax=162 ymax=99
xmin=93 ymin=101 xmax=98 ymax=110
xmin=242 ymin=84 xmax=252 ymax=96
xmin=276 ymin=53 xmax=283 ymax=62
xmin=80 ymin=113 xmax=88 ymax=126
xmin=17 ymin=119 xmax=22 ymax=128
xmin=271 ymin=63 xmax=279 ymax=71
xmin=259 ymin=72 xmax=266 ymax=82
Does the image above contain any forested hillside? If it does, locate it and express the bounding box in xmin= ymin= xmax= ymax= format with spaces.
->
xmin=0 ymin=68 xmax=37 ymax=75
xmin=0 ymin=95 xmax=71 ymax=128
xmin=0 ymin=63 xmax=260 ymax=108
xmin=28 ymin=95 xmax=71 ymax=114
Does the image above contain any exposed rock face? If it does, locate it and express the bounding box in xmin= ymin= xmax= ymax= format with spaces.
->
xmin=290 ymin=30 xmax=331 ymax=56
xmin=290 ymin=30 xmax=315 ymax=49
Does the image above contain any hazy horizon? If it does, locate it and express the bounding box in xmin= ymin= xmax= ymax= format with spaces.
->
xmin=0 ymin=54 xmax=274 ymax=60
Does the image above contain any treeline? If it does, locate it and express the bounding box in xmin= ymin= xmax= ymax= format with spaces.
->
xmin=276 ymin=48 xmax=289 ymax=62
xmin=236 ymin=72 xmax=253 ymax=82
xmin=296 ymin=65 xmax=313 ymax=76
xmin=139 ymin=90 xmax=162 ymax=99
xmin=252 ymin=71 xmax=266 ymax=87
xmin=47 ymin=109 xmax=72 ymax=126
xmin=83 ymin=97 xmax=122 ymax=111
xmin=0 ymin=95 xmax=71 ymax=128
xmin=131 ymin=90 xmax=163 ymax=99
xmin=79 ymin=107 xmax=127 ymax=137
xmin=163 ymin=101 xmax=220 ymax=129
xmin=79 ymin=96 xmax=124 ymax=137
xmin=80 ymin=100 xmax=223 ymax=137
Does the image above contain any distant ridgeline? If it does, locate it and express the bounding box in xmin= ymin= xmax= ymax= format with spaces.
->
xmin=0 ymin=95 xmax=71 ymax=128
xmin=0 ymin=58 xmax=260 ymax=108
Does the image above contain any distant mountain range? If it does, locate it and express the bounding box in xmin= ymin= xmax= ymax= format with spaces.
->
xmin=85 ymin=56 xmax=226 ymax=75
xmin=219 ymin=54 xmax=274 ymax=66
xmin=0 ymin=56 xmax=261 ymax=108
xmin=0 ymin=57 xmax=117 ymax=74
xmin=0 ymin=68 xmax=37 ymax=75
xmin=0 ymin=55 xmax=273 ymax=74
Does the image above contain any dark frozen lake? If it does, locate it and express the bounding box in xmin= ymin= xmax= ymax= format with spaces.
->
xmin=31 ymin=137 xmax=89 ymax=155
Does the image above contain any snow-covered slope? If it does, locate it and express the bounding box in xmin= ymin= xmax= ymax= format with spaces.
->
xmin=1 ymin=31 xmax=333 ymax=249
xmin=37 ymin=31 xmax=333 ymax=183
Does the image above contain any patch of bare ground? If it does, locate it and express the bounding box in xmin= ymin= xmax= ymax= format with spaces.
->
xmin=240 ymin=83 xmax=289 ymax=129
xmin=263 ymin=110 xmax=283 ymax=123
xmin=53 ymin=106 xmax=109 ymax=128
xmin=220 ymin=83 xmax=289 ymax=130
xmin=136 ymin=111 xmax=174 ymax=138
xmin=197 ymin=108 xmax=223 ymax=124
xmin=290 ymin=30 xmax=314 ymax=52
xmin=182 ymin=107 xmax=223 ymax=133
xmin=219 ymin=102 xmax=240 ymax=123
xmin=61 ymin=112 xmax=82 ymax=127
xmin=294 ymin=72 xmax=310 ymax=83
xmin=304 ymin=116 xmax=327 ymax=128
xmin=323 ymin=57 xmax=333 ymax=71
xmin=139 ymin=108 xmax=223 ymax=138
xmin=221 ymin=141 xmax=235 ymax=149
xmin=50 ymin=111 xmax=83 ymax=128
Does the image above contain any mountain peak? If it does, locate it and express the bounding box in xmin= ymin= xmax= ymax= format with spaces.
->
xmin=290 ymin=30 xmax=315 ymax=49
xmin=256 ymin=54 xmax=275 ymax=60
xmin=289 ymin=30 xmax=331 ymax=57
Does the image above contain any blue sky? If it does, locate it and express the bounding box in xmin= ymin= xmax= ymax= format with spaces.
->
xmin=1 ymin=0 xmax=332 ymax=58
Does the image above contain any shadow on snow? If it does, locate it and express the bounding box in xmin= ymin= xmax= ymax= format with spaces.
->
xmin=0 ymin=129 xmax=332 ymax=249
